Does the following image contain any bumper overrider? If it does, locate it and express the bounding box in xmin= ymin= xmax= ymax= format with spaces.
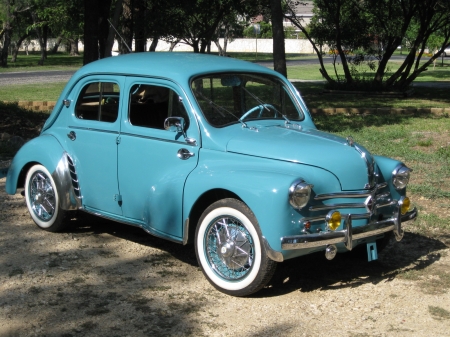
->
xmin=281 ymin=204 xmax=418 ymax=251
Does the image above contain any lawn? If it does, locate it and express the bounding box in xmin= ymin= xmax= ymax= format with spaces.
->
xmin=2 ymin=52 xmax=450 ymax=109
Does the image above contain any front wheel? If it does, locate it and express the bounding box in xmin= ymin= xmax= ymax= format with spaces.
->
xmin=195 ymin=198 xmax=277 ymax=296
xmin=25 ymin=164 xmax=68 ymax=232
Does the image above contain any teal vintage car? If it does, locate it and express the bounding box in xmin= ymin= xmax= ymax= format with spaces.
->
xmin=6 ymin=53 xmax=417 ymax=296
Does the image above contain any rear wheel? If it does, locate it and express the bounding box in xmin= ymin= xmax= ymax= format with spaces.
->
xmin=25 ymin=164 xmax=68 ymax=232
xmin=195 ymin=198 xmax=277 ymax=296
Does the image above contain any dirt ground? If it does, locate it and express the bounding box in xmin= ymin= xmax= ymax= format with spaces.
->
xmin=1 ymin=177 xmax=449 ymax=337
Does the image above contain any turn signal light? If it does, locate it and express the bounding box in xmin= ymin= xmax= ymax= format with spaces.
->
xmin=400 ymin=197 xmax=410 ymax=215
xmin=326 ymin=211 xmax=341 ymax=231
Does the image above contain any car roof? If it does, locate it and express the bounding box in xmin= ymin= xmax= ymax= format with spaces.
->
xmin=74 ymin=52 xmax=277 ymax=82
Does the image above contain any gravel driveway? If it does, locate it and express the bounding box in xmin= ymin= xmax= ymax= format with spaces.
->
xmin=1 ymin=177 xmax=449 ymax=337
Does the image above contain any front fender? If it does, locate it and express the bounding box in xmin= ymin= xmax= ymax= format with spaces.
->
xmin=374 ymin=155 xmax=406 ymax=200
xmin=5 ymin=135 xmax=81 ymax=211
xmin=184 ymin=149 xmax=341 ymax=257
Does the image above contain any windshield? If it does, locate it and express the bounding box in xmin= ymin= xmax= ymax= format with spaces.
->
xmin=191 ymin=73 xmax=304 ymax=127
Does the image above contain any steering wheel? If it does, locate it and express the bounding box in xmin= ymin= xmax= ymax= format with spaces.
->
xmin=239 ymin=104 xmax=277 ymax=122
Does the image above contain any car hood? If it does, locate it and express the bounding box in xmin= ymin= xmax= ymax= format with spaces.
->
xmin=226 ymin=125 xmax=375 ymax=190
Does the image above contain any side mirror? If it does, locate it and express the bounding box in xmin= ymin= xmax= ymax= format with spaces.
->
xmin=164 ymin=117 xmax=196 ymax=145
xmin=164 ymin=116 xmax=185 ymax=133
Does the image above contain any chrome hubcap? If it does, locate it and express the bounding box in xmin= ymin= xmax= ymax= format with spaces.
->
xmin=29 ymin=171 xmax=56 ymax=221
xmin=205 ymin=216 xmax=254 ymax=281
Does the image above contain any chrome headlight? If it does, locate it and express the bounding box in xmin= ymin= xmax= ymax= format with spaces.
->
xmin=289 ymin=179 xmax=313 ymax=210
xmin=392 ymin=165 xmax=412 ymax=190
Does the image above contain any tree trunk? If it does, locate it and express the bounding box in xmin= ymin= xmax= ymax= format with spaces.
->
xmin=269 ymin=0 xmax=287 ymax=77
xmin=105 ymin=0 xmax=123 ymax=57
xmin=214 ymin=40 xmax=224 ymax=56
xmin=11 ymin=34 xmax=30 ymax=62
xmin=192 ymin=40 xmax=200 ymax=53
xmin=223 ymin=25 xmax=229 ymax=56
xmin=121 ymin=0 xmax=133 ymax=53
xmin=134 ymin=0 xmax=146 ymax=52
xmin=51 ymin=36 xmax=63 ymax=54
xmin=1 ymin=27 xmax=12 ymax=67
xmin=69 ymin=38 xmax=80 ymax=56
xmin=31 ymin=10 xmax=48 ymax=66
xmin=149 ymin=37 xmax=159 ymax=51
xmin=169 ymin=40 xmax=179 ymax=52
xmin=98 ymin=0 xmax=113 ymax=59
xmin=83 ymin=0 xmax=100 ymax=64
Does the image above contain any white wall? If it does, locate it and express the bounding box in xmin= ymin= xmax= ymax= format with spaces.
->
xmin=23 ymin=38 xmax=317 ymax=54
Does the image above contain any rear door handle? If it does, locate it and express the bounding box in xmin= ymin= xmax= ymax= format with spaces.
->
xmin=67 ymin=131 xmax=76 ymax=141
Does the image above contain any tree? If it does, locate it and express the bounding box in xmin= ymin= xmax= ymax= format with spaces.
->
xmin=1 ymin=1 xmax=32 ymax=67
xmin=270 ymin=0 xmax=287 ymax=77
xmin=284 ymin=0 xmax=450 ymax=90
xmin=83 ymin=0 xmax=113 ymax=64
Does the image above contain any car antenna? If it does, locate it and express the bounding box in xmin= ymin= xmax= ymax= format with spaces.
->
xmin=107 ymin=19 xmax=132 ymax=53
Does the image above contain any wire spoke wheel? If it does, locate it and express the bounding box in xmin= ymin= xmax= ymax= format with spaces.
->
xmin=29 ymin=171 xmax=56 ymax=221
xmin=205 ymin=216 xmax=254 ymax=281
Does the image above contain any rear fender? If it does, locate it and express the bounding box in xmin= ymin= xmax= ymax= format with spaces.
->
xmin=6 ymin=135 xmax=81 ymax=210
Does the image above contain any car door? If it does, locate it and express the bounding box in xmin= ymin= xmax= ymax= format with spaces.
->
xmin=117 ymin=77 xmax=200 ymax=240
xmin=64 ymin=76 xmax=124 ymax=216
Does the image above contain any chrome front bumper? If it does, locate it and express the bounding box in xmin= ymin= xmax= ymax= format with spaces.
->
xmin=281 ymin=207 xmax=418 ymax=251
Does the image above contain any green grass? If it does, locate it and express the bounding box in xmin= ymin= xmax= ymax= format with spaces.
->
xmin=0 ymin=52 xmax=83 ymax=73
xmin=295 ymin=82 xmax=450 ymax=109
xmin=0 ymin=82 xmax=67 ymax=101
xmin=287 ymin=59 xmax=450 ymax=81
xmin=2 ymin=52 xmax=450 ymax=110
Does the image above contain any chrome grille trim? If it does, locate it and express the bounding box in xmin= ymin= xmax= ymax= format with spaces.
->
xmin=66 ymin=154 xmax=81 ymax=198
xmin=309 ymin=203 xmax=366 ymax=211
xmin=300 ymin=212 xmax=370 ymax=224
xmin=314 ymin=182 xmax=387 ymax=200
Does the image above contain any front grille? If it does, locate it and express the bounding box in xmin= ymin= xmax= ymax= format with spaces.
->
xmin=66 ymin=154 xmax=81 ymax=198
xmin=302 ymin=182 xmax=394 ymax=224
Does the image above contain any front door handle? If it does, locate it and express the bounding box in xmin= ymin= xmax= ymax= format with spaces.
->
xmin=67 ymin=131 xmax=76 ymax=141
xmin=177 ymin=148 xmax=194 ymax=160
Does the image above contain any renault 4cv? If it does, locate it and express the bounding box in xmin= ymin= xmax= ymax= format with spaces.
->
xmin=6 ymin=53 xmax=417 ymax=296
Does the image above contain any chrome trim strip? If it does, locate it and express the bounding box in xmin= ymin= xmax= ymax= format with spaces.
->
xmin=281 ymin=207 xmax=417 ymax=251
xmin=262 ymin=237 xmax=284 ymax=262
xmin=182 ymin=218 xmax=189 ymax=245
xmin=68 ymin=126 xmax=119 ymax=134
xmin=375 ymin=200 xmax=397 ymax=209
xmin=376 ymin=193 xmax=390 ymax=200
xmin=314 ymin=183 xmax=387 ymax=200
xmin=120 ymin=132 xmax=194 ymax=145
xmin=309 ymin=203 xmax=366 ymax=211
xmin=300 ymin=212 xmax=370 ymax=224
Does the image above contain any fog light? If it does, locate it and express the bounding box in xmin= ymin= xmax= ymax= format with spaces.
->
xmin=325 ymin=245 xmax=337 ymax=260
xmin=326 ymin=211 xmax=341 ymax=231
xmin=399 ymin=196 xmax=410 ymax=215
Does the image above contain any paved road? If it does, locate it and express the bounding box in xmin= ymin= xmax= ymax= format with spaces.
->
xmin=1 ymin=54 xmax=449 ymax=88
xmin=0 ymin=70 xmax=76 ymax=86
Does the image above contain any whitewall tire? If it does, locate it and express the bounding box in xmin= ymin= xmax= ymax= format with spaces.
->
xmin=195 ymin=198 xmax=277 ymax=296
xmin=25 ymin=164 xmax=67 ymax=232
